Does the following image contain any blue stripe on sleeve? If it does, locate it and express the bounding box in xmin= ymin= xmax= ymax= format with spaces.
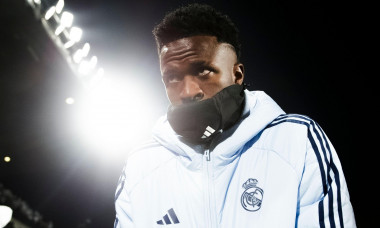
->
xmin=115 ymin=165 xmax=127 ymax=202
xmin=266 ymin=114 xmax=343 ymax=227
xmin=319 ymin=200 xmax=326 ymax=228
xmin=114 ymin=217 xmax=119 ymax=228
xmin=316 ymin=122 xmax=344 ymax=228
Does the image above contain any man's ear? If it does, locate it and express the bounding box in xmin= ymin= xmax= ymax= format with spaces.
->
xmin=233 ymin=63 xmax=244 ymax=85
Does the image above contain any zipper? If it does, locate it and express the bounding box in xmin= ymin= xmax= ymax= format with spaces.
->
xmin=205 ymin=149 xmax=211 ymax=161
xmin=203 ymin=149 xmax=218 ymax=228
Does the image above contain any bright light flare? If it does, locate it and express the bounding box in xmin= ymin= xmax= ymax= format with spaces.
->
xmin=64 ymin=27 xmax=82 ymax=48
xmin=78 ymin=60 xmax=91 ymax=75
xmin=4 ymin=156 xmax=11 ymax=162
xmin=89 ymin=56 xmax=97 ymax=68
xmin=55 ymin=25 xmax=64 ymax=35
xmin=55 ymin=11 xmax=73 ymax=35
xmin=73 ymin=43 xmax=91 ymax=63
xmin=60 ymin=11 xmax=73 ymax=27
xmin=77 ymin=56 xmax=96 ymax=75
xmin=64 ymin=40 xmax=75 ymax=49
xmin=82 ymin=43 xmax=90 ymax=57
xmin=33 ymin=0 xmax=41 ymax=4
xmin=69 ymin=27 xmax=82 ymax=42
xmin=73 ymin=49 xmax=84 ymax=63
xmin=65 ymin=97 xmax=75 ymax=104
xmin=0 ymin=205 xmax=12 ymax=227
xmin=56 ymin=0 xmax=64 ymax=14
xmin=71 ymin=75 xmax=160 ymax=160
xmin=45 ymin=6 xmax=56 ymax=20
xmin=96 ymin=68 xmax=104 ymax=77
xmin=86 ymin=68 xmax=105 ymax=89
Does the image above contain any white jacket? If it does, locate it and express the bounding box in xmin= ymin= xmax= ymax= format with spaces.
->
xmin=114 ymin=90 xmax=356 ymax=228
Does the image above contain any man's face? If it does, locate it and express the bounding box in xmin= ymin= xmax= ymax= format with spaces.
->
xmin=159 ymin=35 xmax=244 ymax=105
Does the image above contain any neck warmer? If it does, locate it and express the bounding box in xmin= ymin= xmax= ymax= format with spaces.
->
xmin=167 ymin=84 xmax=245 ymax=144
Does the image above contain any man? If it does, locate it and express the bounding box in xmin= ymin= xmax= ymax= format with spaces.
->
xmin=114 ymin=3 xmax=356 ymax=227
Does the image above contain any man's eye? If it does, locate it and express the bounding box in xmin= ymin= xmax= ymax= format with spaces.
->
xmin=167 ymin=75 xmax=181 ymax=83
xmin=198 ymin=68 xmax=212 ymax=77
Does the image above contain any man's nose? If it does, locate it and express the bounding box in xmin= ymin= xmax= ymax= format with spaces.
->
xmin=180 ymin=76 xmax=204 ymax=104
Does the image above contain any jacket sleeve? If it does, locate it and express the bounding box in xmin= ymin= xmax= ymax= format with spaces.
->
xmin=296 ymin=121 xmax=356 ymax=228
xmin=114 ymin=165 xmax=134 ymax=228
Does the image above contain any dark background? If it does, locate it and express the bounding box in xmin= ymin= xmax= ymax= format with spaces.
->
xmin=0 ymin=0 xmax=370 ymax=227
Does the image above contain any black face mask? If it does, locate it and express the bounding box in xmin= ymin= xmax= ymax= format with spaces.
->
xmin=167 ymin=84 xmax=245 ymax=144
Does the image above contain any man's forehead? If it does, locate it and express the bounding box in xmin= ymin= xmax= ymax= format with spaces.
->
xmin=160 ymin=36 xmax=219 ymax=56
xmin=159 ymin=36 xmax=237 ymax=74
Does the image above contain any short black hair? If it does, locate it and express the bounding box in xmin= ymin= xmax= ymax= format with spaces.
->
xmin=153 ymin=3 xmax=241 ymax=61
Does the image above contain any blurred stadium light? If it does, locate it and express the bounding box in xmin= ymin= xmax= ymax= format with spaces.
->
xmin=26 ymin=0 xmax=104 ymax=90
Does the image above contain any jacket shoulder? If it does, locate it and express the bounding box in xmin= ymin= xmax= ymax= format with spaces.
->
xmin=122 ymin=139 xmax=176 ymax=191
xmin=265 ymin=113 xmax=316 ymax=130
xmin=253 ymin=114 xmax=322 ymax=175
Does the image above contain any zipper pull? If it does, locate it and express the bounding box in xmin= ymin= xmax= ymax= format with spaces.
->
xmin=205 ymin=149 xmax=210 ymax=161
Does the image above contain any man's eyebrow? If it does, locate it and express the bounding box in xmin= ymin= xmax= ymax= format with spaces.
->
xmin=162 ymin=69 xmax=177 ymax=77
xmin=188 ymin=60 xmax=208 ymax=68
xmin=162 ymin=61 xmax=211 ymax=77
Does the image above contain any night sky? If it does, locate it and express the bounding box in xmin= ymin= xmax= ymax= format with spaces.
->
xmin=1 ymin=0 xmax=369 ymax=227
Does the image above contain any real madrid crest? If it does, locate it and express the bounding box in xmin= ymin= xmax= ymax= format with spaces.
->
xmin=241 ymin=178 xmax=264 ymax=211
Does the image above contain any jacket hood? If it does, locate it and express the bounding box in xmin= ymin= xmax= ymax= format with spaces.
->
xmin=152 ymin=90 xmax=285 ymax=169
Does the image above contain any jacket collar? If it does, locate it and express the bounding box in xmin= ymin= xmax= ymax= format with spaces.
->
xmin=152 ymin=90 xmax=285 ymax=169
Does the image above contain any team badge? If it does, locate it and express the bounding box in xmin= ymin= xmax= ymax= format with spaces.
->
xmin=241 ymin=178 xmax=264 ymax=211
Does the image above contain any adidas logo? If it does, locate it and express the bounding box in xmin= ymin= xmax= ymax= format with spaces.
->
xmin=156 ymin=208 xmax=180 ymax=225
xmin=201 ymin=126 xmax=215 ymax=139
